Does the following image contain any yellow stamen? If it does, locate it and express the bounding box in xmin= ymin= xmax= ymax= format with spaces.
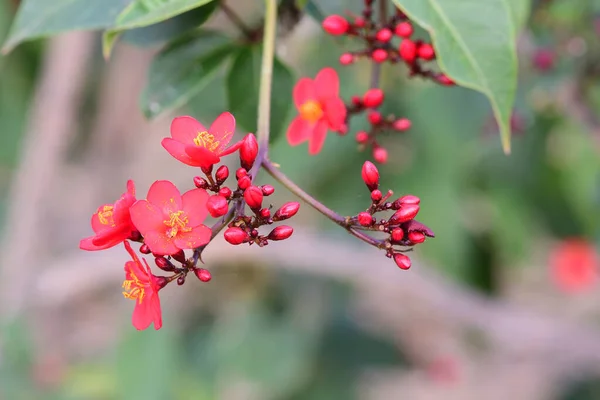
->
xmin=122 ymin=270 xmax=145 ymax=304
xmin=299 ymin=100 xmax=323 ymax=124
xmin=98 ymin=205 xmax=115 ymax=226
xmin=193 ymin=131 xmax=220 ymax=152
xmin=163 ymin=210 xmax=192 ymax=238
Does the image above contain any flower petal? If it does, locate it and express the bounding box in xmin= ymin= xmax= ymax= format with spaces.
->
xmin=113 ymin=193 xmax=136 ymax=226
xmin=209 ymin=111 xmax=236 ymax=152
xmin=92 ymin=227 xmax=129 ymax=247
xmin=90 ymin=204 xmax=114 ymax=233
xmin=219 ymin=139 xmax=244 ymax=157
xmin=162 ymin=138 xmax=204 ymax=167
xmin=308 ymin=119 xmax=328 ymax=155
xmin=143 ymin=230 xmax=179 ymax=255
xmin=130 ymin=200 xmax=165 ymax=236
xmin=323 ymin=97 xmax=347 ymax=131
xmin=315 ymin=67 xmax=339 ymax=100
xmin=171 ymin=116 xmax=207 ymax=144
xmin=132 ymin=300 xmax=155 ymax=330
xmin=287 ymin=116 xmax=313 ymax=146
xmin=293 ymin=78 xmax=316 ymax=108
xmin=126 ymin=180 xmax=136 ymax=196
xmin=173 ymin=225 xmax=212 ymax=249
xmin=147 ymin=180 xmax=182 ymax=215
xmin=182 ymin=189 xmax=209 ymax=226
xmin=80 ymin=236 xmax=116 ymax=251
xmin=184 ymin=145 xmax=221 ymax=168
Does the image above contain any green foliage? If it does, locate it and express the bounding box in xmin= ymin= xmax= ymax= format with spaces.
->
xmin=226 ymin=46 xmax=294 ymax=142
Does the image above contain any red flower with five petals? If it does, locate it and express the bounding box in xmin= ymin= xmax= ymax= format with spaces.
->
xmin=80 ymin=180 xmax=137 ymax=251
xmin=287 ymin=67 xmax=346 ymax=155
xmin=161 ymin=112 xmax=241 ymax=169
xmin=130 ymin=180 xmax=212 ymax=255
xmin=122 ymin=240 xmax=165 ymax=330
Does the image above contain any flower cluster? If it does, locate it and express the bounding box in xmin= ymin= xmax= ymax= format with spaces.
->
xmin=80 ymin=112 xmax=299 ymax=330
xmin=354 ymin=161 xmax=434 ymax=270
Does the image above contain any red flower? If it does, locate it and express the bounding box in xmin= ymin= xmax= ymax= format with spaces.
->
xmin=130 ymin=181 xmax=212 ymax=255
xmin=550 ymin=238 xmax=599 ymax=293
xmin=80 ymin=180 xmax=137 ymax=251
xmin=287 ymin=67 xmax=346 ymax=155
xmin=161 ymin=112 xmax=241 ymax=169
xmin=122 ymin=241 xmax=164 ymax=330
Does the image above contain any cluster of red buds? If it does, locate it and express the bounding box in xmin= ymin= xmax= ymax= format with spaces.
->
xmin=352 ymin=161 xmax=434 ymax=269
xmin=322 ymin=2 xmax=454 ymax=85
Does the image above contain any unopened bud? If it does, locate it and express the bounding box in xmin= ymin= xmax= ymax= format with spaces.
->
xmin=273 ymin=202 xmax=300 ymax=221
xmin=389 ymin=204 xmax=420 ymax=224
xmin=219 ymin=187 xmax=232 ymax=199
xmin=368 ymin=111 xmax=382 ymax=125
xmin=322 ymin=15 xmax=349 ymax=36
xmin=363 ymin=88 xmax=384 ymax=108
xmin=194 ymin=268 xmax=212 ymax=282
xmin=393 ymin=118 xmax=411 ymax=131
xmin=399 ymin=195 xmax=420 ymax=205
xmin=261 ymin=185 xmax=275 ymax=196
xmin=177 ymin=275 xmax=186 ymax=286
xmin=268 ymin=225 xmax=294 ymax=241
xmin=391 ymin=228 xmax=404 ymax=242
xmin=155 ymin=256 xmax=176 ymax=272
xmin=236 ymin=168 xmax=248 ymax=180
xmin=408 ymin=231 xmax=426 ymax=244
xmin=244 ymin=186 xmax=263 ymax=209
xmin=206 ymin=195 xmax=229 ymax=218
xmin=259 ymin=208 xmax=271 ymax=219
xmin=224 ymin=227 xmax=249 ymax=245
xmin=215 ymin=165 xmax=229 ymax=185
xmin=371 ymin=190 xmax=382 ymax=202
xmin=139 ymin=244 xmax=151 ymax=254
xmin=238 ymin=176 xmax=251 ymax=190
xmin=201 ymin=165 xmax=213 ymax=175
xmin=357 ymin=212 xmax=374 ymax=227
xmin=240 ymin=133 xmax=258 ymax=170
xmin=193 ymin=176 xmax=208 ymax=189
xmin=361 ymin=161 xmax=379 ymax=191
xmin=394 ymin=253 xmax=412 ymax=270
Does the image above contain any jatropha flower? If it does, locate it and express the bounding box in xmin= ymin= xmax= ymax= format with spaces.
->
xmin=130 ymin=180 xmax=212 ymax=255
xmin=80 ymin=180 xmax=137 ymax=251
xmin=122 ymin=241 xmax=165 ymax=330
xmin=161 ymin=112 xmax=241 ymax=169
xmin=287 ymin=67 xmax=346 ymax=155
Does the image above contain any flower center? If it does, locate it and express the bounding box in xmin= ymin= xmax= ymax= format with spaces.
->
xmin=122 ymin=270 xmax=145 ymax=304
xmin=163 ymin=210 xmax=192 ymax=238
xmin=299 ymin=100 xmax=323 ymax=124
xmin=193 ymin=131 xmax=220 ymax=152
xmin=98 ymin=205 xmax=115 ymax=226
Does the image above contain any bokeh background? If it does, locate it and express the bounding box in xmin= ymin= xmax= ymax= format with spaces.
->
xmin=2 ymin=0 xmax=600 ymax=399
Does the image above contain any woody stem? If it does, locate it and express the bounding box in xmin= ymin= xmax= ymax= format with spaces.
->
xmin=256 ymin=0 xmax=277 ymax=156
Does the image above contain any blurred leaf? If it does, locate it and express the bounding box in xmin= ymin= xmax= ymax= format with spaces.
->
xmin=103 ymin=0 xmax=217 ymax=57
xmin=63 ymin=364 xmax=117 ymax=400
xmin=141 ymin=30 xmax=235 ymax=119
xmin=2 ymin=0 xmax=130 ymax=53
xmin=122 ymin=0 xmax=219 ymax=47
xmin=392 ymin=0 xmax=517 ymax=154
xmin=507 ymin=0 xmax=532 ymax=30
xmin=0 ymin=319 xmax=36 ymax=398
xmin=226 ymin=46 xmax=294 ymax=142
xmin=297 ymin=0 xmax=326 ymax=22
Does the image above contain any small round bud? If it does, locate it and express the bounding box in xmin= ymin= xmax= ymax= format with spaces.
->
xmin=238 ymin=176 xmax=251 ymax=190
xmin=394 ymin=21 xmax=413 ymax=38
xmin=219 ymin=187 xmax=232 ymax=199
xmin=368 ymin=111 xmax=382 ymax=125
xmin=155 ymin=256 xmax=175 ymax=272
xmin=357 ymin=212 xmax=374 ymax=227
xmin=259 ymin=208 xmax=271 ymax=219
xmin=261 ymin=185 xmax=275 ymax=196
xmin=399 ymin=195 xmax=420 ymax=205
xmin=177 ymin=275 xmax=186 ymax=286
xmin=361 ymin=161 xmax=380 ymax=191
xmin=394 ymin=253 xmax=412 ymax=270
xmin=372 ymin=48 xmax=388 ymax=63
xmin=408 ymin=231 xmax=426 ymax=244
xmin=391 ymin=228 xmax=404 ymax=242
xmin=354 ymin=17 xmax=366 ymax=28
xmin=194 ymin=268 xmax=212 ymax=282
xmin=340 ymin=53 xmax=354 ymax=65
xmin=129 ymin=231 xmax=142 ymax=241
xmin=172 ymin=250 xmax=186 ymax=264
xmin=393 ymin=118 xmax=411 ymax=131
xmin=399 ymin=39 xmax=417 ymax=63
xmin=532 ymin=48 xmax=554 ymax=72
xmin=389 ymin=204 xmax=420 ymax=224
xmin=356 ymin=131 xmax=369 ymax=144
xmin=139 ymin=244 xmax=151 ymax=254
xmin=240 ymin=133 xmax=258 ymax=170
xmin=224 ymin=227 xmax=249 ymax=245
xmin=236 ymin=168 xmax=248 ymax=180
xmin=215 ymin=165 xmax=229 ymax=185
xmin=363 ymin=88 xmax=384 ymax=108
xmin=373 ymin=147 xmax=388 ymax=164
xmin=193 ymin=176 xmax=208 ymax=189
xmin=206 ymin=195 xmax=229 ymax=218
xmin=371 ymin=190 xmax=382 ymax=202
xmin=418 ymin=43 xmax=436 ymax=60
xmin=268 ymin=225 xmax=294 ymax=241
xmin=351 ymin=96 xmax=362 ymax=106
xmin=201 ymin=165 xmax=213 ymax=175
xmin=273 ymin=202 xmax=300 ymax=221
xmin=376 ymin=28 xmax=393 ymax=42
xmin=244 ymin=186 xmax=263 ymax=209
xmin=323 ymin=15 xmax=350 ymax=35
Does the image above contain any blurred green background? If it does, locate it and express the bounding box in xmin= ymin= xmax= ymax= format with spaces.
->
xmin=2 ymin=0 xmax=600 ymax=399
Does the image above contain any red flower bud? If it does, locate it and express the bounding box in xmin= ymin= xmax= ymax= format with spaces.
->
xmin=206 ymin=195 xmax=229 ymax=218
xmin=224 ymin=227 xmax=249 ymax=245
xmin=238 ymin=176 xmax=251 ymax=190
xmin=340 ymin=53 xmax=354 ymax=65
xmin=357 ymin=212 xmax=373 ymax=227
xmin=323 ymin=15 xmax=349 ymax=35
xmin=155 ymin=256 xmax=176 ymax=272
xmin=368 ymin=111 xmax=382 ymax=125
xmin=240 ymin=133 xmax=258 ymax=170
xmin=354 ymin=17 xmax=366 ymax=28
xmin=399 ymin=39 xmax=417 ymax=63
xmin=393 ymin=118 xmax=411 ymax=131
xmin=139 ymin=244 xmax=151 ymax=254
xmin=219 ymin=187 xmax=232 ymax=199
xmin=373 ymin=147 xmax=388 ymax=164
xmin=371 ymin=190 xmax=382 ymax=202
xmin=268 ymin=225 xmax=294 ymax=241
xmin=172 ymin=250 xmax=186 ymax=263
xmin=351 ymin=96 xmax=362 ymax=106
xmin=437 ymin=74 xmax=455 ymax=86
xmin=394 ymin=253 xmax=412 ymax=270
xmin=399 ymin=195 xmax=420 ymax=205
xmin=532 ymin=48 xmax=554 ymax=72
xmin=395 ymin=21 xmax=413 ymax=38
xmin=215 ymin=165 xmax=229 ymax=185
xmin=259 ymin=208 xmax=271 ymax=219
xmin=403 ymin=219 xmax=435 ymax=237
xmin=372 ymin=49 xmax=388 ymax=63
xmin=356 ymin=131 xmax=369 ymax=143
xmin=194 ymin=268 xmax=212 ymax=282
xmin=244 ymin=186 xmax=263 ymax=209
xmin=201 ymin=165 xmax=213 ymax=175
xmin=363 ymin=88 xmax=384 ymax=108
xmin=390 ymin=204 xmax=420 ymax=224
xmin=361 ymin=161 xmax=380 ymax=191
xmin=408 ymin=231 xmax=426 ymax=244
xmin=391 ymin=228 xmax=404 ymax=242
xmin=376 ymin=28 xmax=393 ymax=42
xmin=418 ymin=43 xmax=435 ymax=60
xmin=193 ymin=176 xmax=208 ymax=189
xmin=236 ymin=168 xmax=247 ymax=180
xmin=177 ymin=275 xmax=186 ymax=285
xmin=273 ymin=202 xmax=300 ymax=221
xmin=261 ymin=184 xmax=275 ymax=196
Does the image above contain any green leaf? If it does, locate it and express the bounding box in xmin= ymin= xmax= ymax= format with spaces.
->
xmin=392 ymin=0 xmax=518 ymax=154
xmin=297 ymin=0 xmax=326 ymax=22
xmin=122 ymin=0 xmax=219 ymax=47
xmin=141 ymin=30 xmax=235 ymax=119
xmin=506 ymin=0 xmax=531 ymax=31
xmin=103 ymin=0 xmax=217 ymax=58
xmin=226 ymin=46 xmax=294 ymax=142
xmin=2 ymin=0 xmax=131 ymax=53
